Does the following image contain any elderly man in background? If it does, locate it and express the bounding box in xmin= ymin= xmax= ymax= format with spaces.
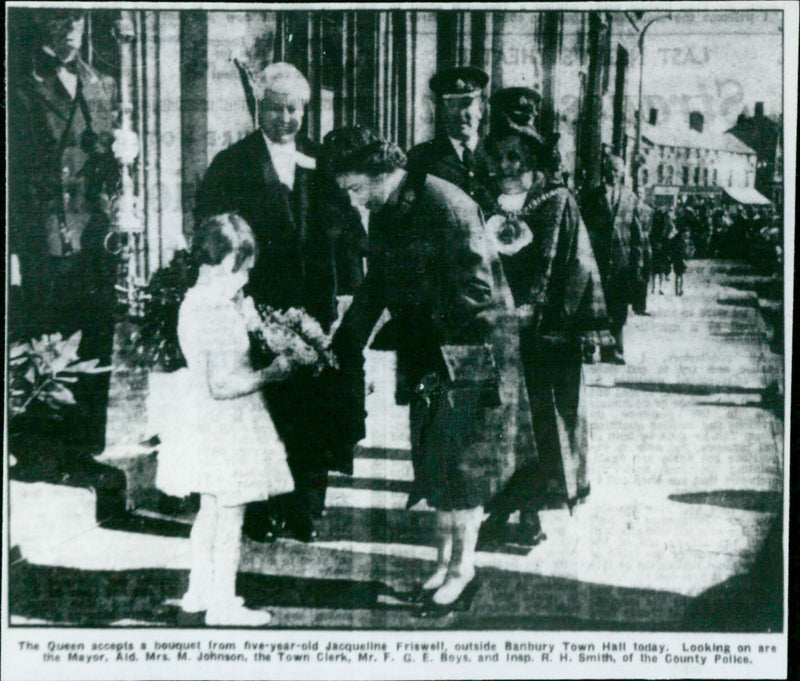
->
xmin=195 ymin=62 xmax=364 ymax=543
xmin=580 ymin=153 xmax=645 ymax=364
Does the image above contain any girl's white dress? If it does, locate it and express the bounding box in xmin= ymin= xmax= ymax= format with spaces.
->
xmin=153 ymin=283 xmax=293 ymax=506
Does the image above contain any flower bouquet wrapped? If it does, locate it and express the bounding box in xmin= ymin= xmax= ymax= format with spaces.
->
xmin=240 ymin=297 xmax=339 ymax=376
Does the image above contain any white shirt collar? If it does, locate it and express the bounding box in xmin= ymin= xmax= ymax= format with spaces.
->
xmin=42 ymin=46 xmax=79 ymax=98
xmin=261 ymin=133 xmax=317 ymax=189
xmin=449 ymin=136 xmax=478 ymax=162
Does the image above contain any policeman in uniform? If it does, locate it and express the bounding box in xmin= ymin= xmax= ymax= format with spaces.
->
xmin=406 ymin=66 xmax=494 ymax=213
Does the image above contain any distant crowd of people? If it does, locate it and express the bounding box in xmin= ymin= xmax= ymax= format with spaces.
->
xmin=648 ymin=198 xmax=781 ymax=278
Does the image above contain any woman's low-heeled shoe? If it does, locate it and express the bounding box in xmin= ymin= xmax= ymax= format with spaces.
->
xmin=417 ymin=575 xmax=481 ymax=618
xmin=403 ymin=583 xmax=436 ymax=605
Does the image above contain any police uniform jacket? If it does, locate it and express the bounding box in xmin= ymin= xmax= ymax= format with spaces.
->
xmin=406 ymin=136 xmax=495 ymax=213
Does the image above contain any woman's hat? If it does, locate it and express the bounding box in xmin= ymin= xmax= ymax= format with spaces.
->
xmin=489 ymin=87 xmax=544 ymax=144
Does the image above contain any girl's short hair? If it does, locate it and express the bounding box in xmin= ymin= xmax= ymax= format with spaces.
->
xmin=321 ymin=126 xmax=406 ymax=176
xmin=193 ymin=212 xmax=257 ymax=273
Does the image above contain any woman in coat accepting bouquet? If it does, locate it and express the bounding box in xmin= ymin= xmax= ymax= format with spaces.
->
xmin=155 ymin=212 xmax=334 ymax=626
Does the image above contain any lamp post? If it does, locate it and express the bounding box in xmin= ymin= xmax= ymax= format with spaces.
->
xmin=633 ymin=13 xmax=671 ymax=194
xmin=112 ymin=11 xmax=145 ymax=316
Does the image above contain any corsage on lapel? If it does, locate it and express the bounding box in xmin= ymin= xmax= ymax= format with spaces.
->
xmin=486 ymin=213 xmax=533 ymax=256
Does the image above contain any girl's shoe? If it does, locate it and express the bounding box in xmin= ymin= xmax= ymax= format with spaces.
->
xmin=206 ymin=599 xmax=271 ymax=626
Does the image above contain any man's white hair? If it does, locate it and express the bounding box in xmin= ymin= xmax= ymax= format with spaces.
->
xmin=253 ymin=62 xmax=310 ymax=103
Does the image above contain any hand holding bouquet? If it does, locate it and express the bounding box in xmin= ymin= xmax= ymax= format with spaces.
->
xmin=244 ymin=299 xmax=339 ymax=376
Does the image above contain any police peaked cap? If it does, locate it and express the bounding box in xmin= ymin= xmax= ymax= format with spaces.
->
xmin=430 ymin=66 xmax=489 ymax=98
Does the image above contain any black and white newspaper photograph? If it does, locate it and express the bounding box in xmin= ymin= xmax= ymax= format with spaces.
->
xmin=2 ymin=1 xmax=794 ymax=679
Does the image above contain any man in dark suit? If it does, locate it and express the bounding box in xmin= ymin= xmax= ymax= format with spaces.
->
xmin=9 ymin=10 xmax=127 ymax=505
xmin=406 ymin=66 xmax=494 ymax=213
xmin=581 ymin=154 xmax=645 ymax=364
xmin=195 ymin=63 xmax=364 ymax=542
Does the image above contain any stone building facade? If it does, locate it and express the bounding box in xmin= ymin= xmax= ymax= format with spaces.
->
xmin=54 ymin=8 xmax=645 ymax=277
xmin=639 ymin=112 xmax=758 ymax=208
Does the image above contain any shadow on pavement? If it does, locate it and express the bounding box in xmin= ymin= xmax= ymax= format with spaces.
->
xmin=7 ymin=562 xmax=400 ymax=627
xmin=668 ymin=490 xmax=781 ymax=513
xmin=716 ymin=296 xmax=759 ymax=308
xmin=10 ymin=549 xmax=780 ymax=631
xmin=9 ymin=560 xmax=697 ymax=630
xmin=612 ymin=382 xmax=764 ymax=397
xmin=104 ymin=507 xmax=438 ymax=546
xmin=681 ymin=516 xmax=782 ymax=633
xmin=328 ymin=476 xmax=414 ymax=495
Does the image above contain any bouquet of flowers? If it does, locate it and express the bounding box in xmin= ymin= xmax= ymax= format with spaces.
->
xmin=240 ymin=297 xmax=339 ymax=376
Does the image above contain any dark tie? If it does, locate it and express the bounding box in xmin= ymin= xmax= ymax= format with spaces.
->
xmin=462 ymin=146 xmax=475 ymax=177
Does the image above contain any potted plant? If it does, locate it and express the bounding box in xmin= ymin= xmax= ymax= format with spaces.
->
xmin=8 ymin=331 xmax=111 ymax=481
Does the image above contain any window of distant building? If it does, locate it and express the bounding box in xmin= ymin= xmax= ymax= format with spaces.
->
xmin=703 ymin=167 xmax=709 ymax=186
xmin=642 ymin=168 xmax=649 ymax=185
xmin=684 ymin=148 xmax=690 ymax=159
xmin=712 ymin=168 xmax=718 ymax=185
xmin=657 ymin=164 xmax=664 ymax=183
xmin=682 ymin=166 xmax=689 ymax=185
xmin=693 ymin=166 xmax=700 ymax=185
xmin=666 ymin=165 xmax=674 ymax=184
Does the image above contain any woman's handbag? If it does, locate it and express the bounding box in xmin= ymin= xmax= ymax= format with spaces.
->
xmin=439 ymin=344 xmax=501 ymax=408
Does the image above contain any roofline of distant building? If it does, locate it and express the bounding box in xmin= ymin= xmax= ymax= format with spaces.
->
xmin=641 ymin=129 xmax=756 ymax=155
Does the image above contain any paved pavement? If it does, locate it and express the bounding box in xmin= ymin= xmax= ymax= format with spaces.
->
xmin=8 ymin=260 xmax=785 ymax=630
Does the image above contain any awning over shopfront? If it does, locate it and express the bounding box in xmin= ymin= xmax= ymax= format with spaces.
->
xmin=720 ymin=186 xmax=773 ymax=205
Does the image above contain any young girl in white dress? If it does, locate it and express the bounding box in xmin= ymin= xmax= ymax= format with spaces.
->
xmin=155 ymin=212 xmax=294 ymax=626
